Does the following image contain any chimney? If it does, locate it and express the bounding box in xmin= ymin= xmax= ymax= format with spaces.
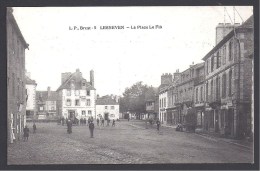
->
xmin=47 ymin=87 xmax=51 ymax=97
xmin=90 ymin=70 xmax=94 ymax=87
xmin=161 ymin=73 xmax=173 ymax=85
xmin=215 ymin=23 xmax=240 ymax=44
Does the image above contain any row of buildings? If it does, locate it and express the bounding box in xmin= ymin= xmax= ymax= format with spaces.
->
xmin=7 ymin=8 xmax=119 ymax=144
xmin=25 ymin=69 xmax=120 ymax=122
xmin=145 ymin=16 xmax=254 ymax=139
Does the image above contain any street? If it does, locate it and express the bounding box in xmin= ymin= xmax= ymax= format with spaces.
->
xmin=8 ymin=120 xmax=253 ymax=165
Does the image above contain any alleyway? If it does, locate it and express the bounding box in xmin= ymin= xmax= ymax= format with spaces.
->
xmin=8 ymin=120 xmax=253 ymax=165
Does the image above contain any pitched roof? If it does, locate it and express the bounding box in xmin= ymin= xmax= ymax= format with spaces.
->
xmin=56 ymin=70 xmax=96 ymax=91
xmin=25 ymin=75 xmax=37 ymax=85
xmin=36 ymin=91 xmax=58 ymax=102
xmin=96 ymin=96 xmax=119 ymax=105
xmin=145 ymin=87 xmax=158 ymax=102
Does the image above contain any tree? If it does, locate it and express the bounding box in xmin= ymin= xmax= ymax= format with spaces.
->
xmin=119 ymin=81 xmax=149 ymax=119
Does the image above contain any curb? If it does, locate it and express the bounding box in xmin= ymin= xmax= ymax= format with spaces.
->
xmin=195 ymin=132 xmax=253 ymax=150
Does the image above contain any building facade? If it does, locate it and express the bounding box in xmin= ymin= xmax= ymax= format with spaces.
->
xmin=158 ymin=73 xmax=172 ymax=124
xmin=202 ymin=16 xmax=253 ymax=138
xmin=193 ymin=63 xmax=205 ymax=130
xmin=56 ymin=69 xmax=96 ymax=121
xmin=36 ymin=87 xmax=58 ymax=120
xmin=7 ymin=8 xmax=29 ymax=143
xmin=145 ymin=87 xmax=159 ymax=119
xmin=25 ymin=74 xmax=37 ymax=120
xmin=96 ymin=95 xmax=120 ymax=120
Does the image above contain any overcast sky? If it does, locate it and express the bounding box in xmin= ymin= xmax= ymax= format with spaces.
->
xmin=13 ymin=6 xmax=253 ymax=96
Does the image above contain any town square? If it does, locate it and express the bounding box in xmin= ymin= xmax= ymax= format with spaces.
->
xmin=6 ymin=6 xmax=256 ymax=167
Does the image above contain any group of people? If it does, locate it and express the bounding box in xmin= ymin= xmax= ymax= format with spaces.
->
xmin=96 ymin=118 xmax=116 ymax=127
xmin=65 ymin=117 xmax=117 ymax=138
xmin=23 ymin=122 xmax=37 ymax=141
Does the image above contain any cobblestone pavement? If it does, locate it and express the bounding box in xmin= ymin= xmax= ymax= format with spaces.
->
xmin=8 ymin=120 xmax=254 ymax=165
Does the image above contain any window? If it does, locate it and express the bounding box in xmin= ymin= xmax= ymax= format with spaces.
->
xmin=40 ymin=106 xmax=43 ymax=111
xmin=216 ymin=51 xmax=221 ymax=68
xmin=67 ymin=90 xmax=71 ymax=96
xmin=105 ymin=106 xmax=108 ymax=109
xmin=75 ymin=99 xmax=80 ymax=106
xmin=66 ymin=99 xmax=71 ymax=106
xmin=207 ymin=60 xmax=209 ymax=74
xmin=164 ymin=97 xmax=166 ymax=107
xmin=211 ymin=56 xmax=214 ymax=72
xmin=229 ymin=41 xmax=233 ymax=61
xmin=223 ymin=45 xmax=226 ymax=65
xmin=75 ymin=90 xmax=79 ymax=96
xmin=222 ymin=74 xmax=227 ymax=98
xmin=229 ymin=70 xmax=232 ymax=97
xmin=88 ymin=110 xmax=92 ymax=115
xmin=86 ymin=99 xmax=91 ymax=106
xmin=206 ymin=82 xmax=208 ymax=101
xmin=111 ymin=106 xmax=115 ymax=110
xmin=196 ymin=88 xmax=199 ymax=103
xmin=200 ymin=86 xmax=203 ymax=101
xmin=82 ymin=110 xmax=86 ymax=115
xmin=211 ymin=80 xmax=213 ymax=100
xmin=87 ymin=90 xmax=90 ymax=96
xmin=216 ymin=76 xmax=220 ymax=99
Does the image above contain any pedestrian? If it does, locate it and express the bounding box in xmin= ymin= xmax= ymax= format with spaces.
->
xmin=83 ymin=118 xmax=86 ymax=125
xmin=97 ymin=118 xmax=100 ymax=126
xmin=128 ymin=117 xmax=130 ymax=122
xmin=67 ymin=119 xmax=72 ymax=134
xmin=87 ymin=118 xmax=91 ymax=126
xmin=156 ymin=119 xmax=161 ymax=131
xmin=112 ymin=119 xmax=115 ymax=127
xmin=33 ymin=123 xmax=37 ymax=133
xmin=89 ymin=121 xmax=94 ymax=138
xmin=23 ymin=125 xmax=29 ymax=141
xmin=101 ymin=118 xmax=104 ymax=126
xmin=107 ymin=118 xmax=110 ymax=126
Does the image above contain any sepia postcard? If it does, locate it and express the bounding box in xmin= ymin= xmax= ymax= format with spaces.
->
xmin=4 ymin=5 xmax=258 ymax=170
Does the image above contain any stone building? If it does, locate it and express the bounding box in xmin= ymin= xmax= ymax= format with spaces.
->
xmin=174 ymin=64 xmax=197 ymax=126
xmin=96 ymin=95 xmax=119 ymax=120
xmin=144 ymin=87 xmax=159 ymax=119
xmin=166 ymin=70 xmax=181 ymax=125
xmin=202 ymin=16 xmax=253 ymax=138
xmin=36 ymin=87 xmax=58 ymax=120
xmin=158 ymin=73 xmax=172 ymax=124
xmin=25 ymin=73 xmax=37 ymax=120
xmin=7 ymin=8 xmax=29 ymax=143
xmin=56 ymin=69 xmax=96 ymax=122
xmin=193 ymin=63 xmax=205 ymax=130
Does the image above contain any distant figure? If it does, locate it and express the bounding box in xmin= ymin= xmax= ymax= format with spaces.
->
xmin=128 ymin=117 xmax=130 ymax=122
xmin=33 ymin=123 xmax=37 ymax=133
xmin=101 ymin=118 xmax=105 ymax=126
xmin=23 ymin=125 xmax=29 ymax=141
xmin=107 ymin=119 xmax=110 ymax=126
xmin=87 ymin=118 xmax=91 ymax=126
xmin=112 ymin=119 xmax=115 ymax=127
xmin=156 ymin=120 xmax=161 ymax=131
xmin=67 ymin=119 xmax=72 ymax=134
xmin=83 ymin=118 xmax=86 ymax=125
xmin=89 ymin=121 xmax=95 ymax=138
xmin=97 ymin=118 xmax=100 ymax=126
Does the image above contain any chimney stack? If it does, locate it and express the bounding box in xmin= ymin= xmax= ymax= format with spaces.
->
xmin=47 ymin=87 xmax=51 ymax=97
xmin=90 ymin=70 xmax=94 ymax=87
